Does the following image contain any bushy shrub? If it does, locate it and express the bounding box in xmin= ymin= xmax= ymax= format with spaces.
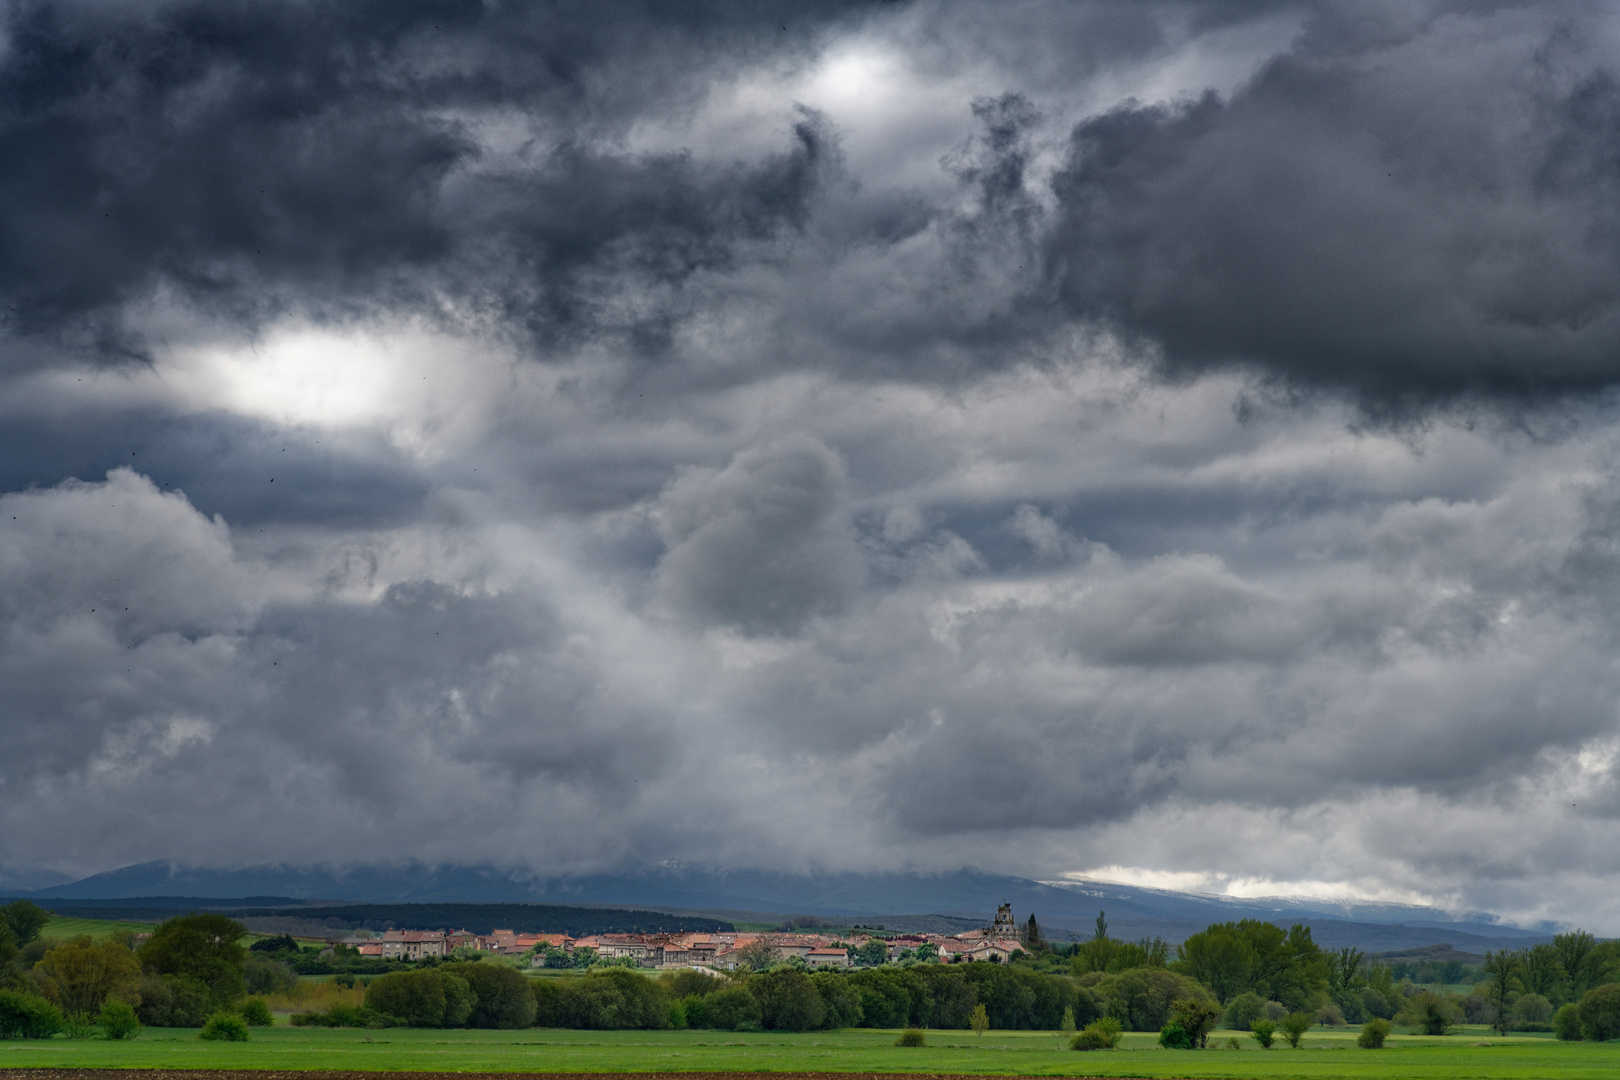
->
xmin=1261 ymin=999 xmax=1287 ymax=1021
xmin=1554 ymin=1002 xmax=1583 ymax=1041
xmin=135 ymin=973 xmax=212 ymax=1028
xmin=1579 ymin=983 xmax=1620 ymax=1041
xmin=1089 ymin=968 xmax=1215 ymax=1032
xmin=1223 ymin=991 xmax=1264 ymax=1031
xmin=1316 ymin=1002 xmax=1346 ymax=1027
xmin=1511 ymin=993 xmax=1553 ymax=1030
xmin=1279 ymin=1011 xmax=1314 ymax=1047
xmin=199 ymin=1011 xmax=250 ymax=1041
xmin=366 ymin=969 xmax=450 ymax=1027
xmin=810 ymin=970 xmax=864 ymax=1029
xmin=894 ymin=1027 xmax=926 ymax=1046
xmin=235 ymin=998 xmax=273 ymax=1027
xmin=33 ymin=936 xmax=143 ymax=1017
xmin=441 ymin=962 xmax=535 ymax=1029
xmin=100 ymin=999 xmax=142 ymax=1040
xmin=244 ymin=956 xmax=299 ymax=996
xmin=1170 ymin=998 xmax=1221 ymax=1049
xmin=754 ymin=968 xmax=825 ymax=1031
xmin=1396 ymin=991 xmax=1459 ymax=1036
xmin=1357 ymin=1017 xmax=1390 ymax=1048
xmin=250 ymin=935 xmax=299 ymax=954
xmin=1359 ymin=986 xmax=1395 ymax=1020
xmin=661 ymin=969 xmax=723 ymax=999
xmin=1249 ymin=1018 xmax=1275 ymax=1048
xmin=0 ymin=991 xmax=65 ymax=1039
xmin=551 ymin=967 xmax=667 ymax=1030
xmin=288 ymin=1003 xmax=399 ymax=1028
xmin=1070 ymin=1017 xmax=1122 ymax=1050
xmin=705 ymin=986 xmax=763 ymax=1031
xmin=1157 ymin=1021 xmax=1192 ymax=1049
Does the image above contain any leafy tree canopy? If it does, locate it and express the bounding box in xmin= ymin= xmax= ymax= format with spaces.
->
xmin=136 ymin=913 xmax=248 ymax=1008
xmin=1 ymin=901 xmax=50 ymax=948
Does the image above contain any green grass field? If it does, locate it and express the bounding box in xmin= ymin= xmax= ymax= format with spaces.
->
xmin=33 ymin=915 xmax=157 ymax=941
xmin=1 ymin=1025 xmax=1616 ymax=1078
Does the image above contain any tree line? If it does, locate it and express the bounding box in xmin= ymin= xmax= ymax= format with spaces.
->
xmin=4 ymin=902 xmax=1620 ymax=1047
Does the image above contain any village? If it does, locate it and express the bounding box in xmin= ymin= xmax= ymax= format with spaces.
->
xmin=340 ymin=904 xmax=1034 ymax=970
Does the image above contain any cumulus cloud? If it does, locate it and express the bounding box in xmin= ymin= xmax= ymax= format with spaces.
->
xmin=1047 ymin=4 xmax=1620 ymax=401
xmin=5 ymin=0 xmax=1620 ymax=931
xmin=656 ymin=438 xmax=863 ymax=633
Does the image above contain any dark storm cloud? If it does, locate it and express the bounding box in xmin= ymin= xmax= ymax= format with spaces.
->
xmin=8 ymin=0 xmax=1620 ymax=927
xmin=0 ymin=0 xmax=854 ymax=357
xmin=1047 ymin=3 xmax=1620 ymax=402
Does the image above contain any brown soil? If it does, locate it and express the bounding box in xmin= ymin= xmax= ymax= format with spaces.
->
xmin=0 ymin=1074 xmax=1068 ymax=1080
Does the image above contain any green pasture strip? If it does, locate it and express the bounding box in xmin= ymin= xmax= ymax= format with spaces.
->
xmin=35 ymin=915 xmax=157 ymax=941
xmin=1 ymin=1026 xmax=1617 ymax=1078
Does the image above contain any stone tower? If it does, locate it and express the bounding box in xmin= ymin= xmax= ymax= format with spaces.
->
xmin=990 ymin=902 xmax=1017 ymax=938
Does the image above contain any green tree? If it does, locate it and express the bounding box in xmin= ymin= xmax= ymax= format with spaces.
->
xmin=1024 ymin=914 xmax=1043 ymax=951
xmin=1579 ymin=983 xmax=1620 ymax=1041
xmin=1554 ymin=931 xmax=1612 ymax=998
xmin=440 ymin=973 xmax=474 ymax=1028
xmin=1519 ymin=943 xmax=1565 ymax=1002
xmin=969 ymin=1002 xmax=989 ymax=1035
xmin=365 ymin=969 xmax=450 ymax=1027
xmin=736 ymin=938 xmax=783 ymax=970
xmin=753 ymin=967 xmax=825 ymax=1031
xmin=1222 ymin=990 xmax=1265 ymax=1030
xmin=704 ymin=986 xmax=762 ymax=1030
xmin=32 ymin=937 xmax=143 ymax=1018
xmin=137 ymin=914 xmax=248 ymax=1009
xmin=1329 ymin=948 xmax=1364 ymax=995
xmin=1170 ymin=997 xmax=1220 ymax=1048
xmin=1481 ymin=950 xmax=1523 ymax=1036
xmin=810 ymin=970 xmax=864 ymax=1028
xmin=1071 ymin=912 xmax=1119 ymax=974
xmin=1 ymin=901 xmax=50 ymax=949
xmin=441 ymin=961 xmax=535 ymax=1029
xmin=851 ymin=939 xmax=889 ymax=968
xmin=1175 ymin=925 xmax=1253 ymax=1003
xmin=243 ymin=955 xmax=298 ymax=996
xmin=1249 ymin=1017 xmax=1275 ymax=1048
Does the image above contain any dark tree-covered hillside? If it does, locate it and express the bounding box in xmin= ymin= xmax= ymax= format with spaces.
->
xmin=230 ymin=902 xmax=732 ymax=935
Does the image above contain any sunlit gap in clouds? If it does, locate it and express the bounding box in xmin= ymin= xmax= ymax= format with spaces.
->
xmin=1066 ymin=866 xmax=1442 ymax=907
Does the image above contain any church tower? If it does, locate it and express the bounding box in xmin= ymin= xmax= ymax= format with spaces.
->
xmin=990 ymin=902 xmax=1017 ymax=938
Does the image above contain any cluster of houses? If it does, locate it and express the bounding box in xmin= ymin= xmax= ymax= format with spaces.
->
xmin=339 ymin=904 xmax=1032 ymax=970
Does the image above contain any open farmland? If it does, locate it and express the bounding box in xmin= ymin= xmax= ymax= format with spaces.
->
xmin=33 ymin=916 xmax=157 ymax=942
xmin=2 ymin=1025 xmax=1620 ymax=1079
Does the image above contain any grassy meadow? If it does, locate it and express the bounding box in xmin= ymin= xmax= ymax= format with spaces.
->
xmin=2 ymin=1024 xmax=1618 ymax=1078
xmin=33 ymin=915 xmax=157 ymax=941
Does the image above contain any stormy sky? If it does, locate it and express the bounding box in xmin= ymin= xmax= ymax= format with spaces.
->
xmin=5 ymin=0 xmax=1620 ymax=930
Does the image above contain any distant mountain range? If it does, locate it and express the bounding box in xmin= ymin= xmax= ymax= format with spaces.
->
xmin=4 ymin=860 xmax=1556 ymax=953
xmin=0 ymin=864 xmax=74 ymax=893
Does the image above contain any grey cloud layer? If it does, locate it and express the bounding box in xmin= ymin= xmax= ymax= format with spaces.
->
xmin=3 ymin=1 xmax=1620 ymax=928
